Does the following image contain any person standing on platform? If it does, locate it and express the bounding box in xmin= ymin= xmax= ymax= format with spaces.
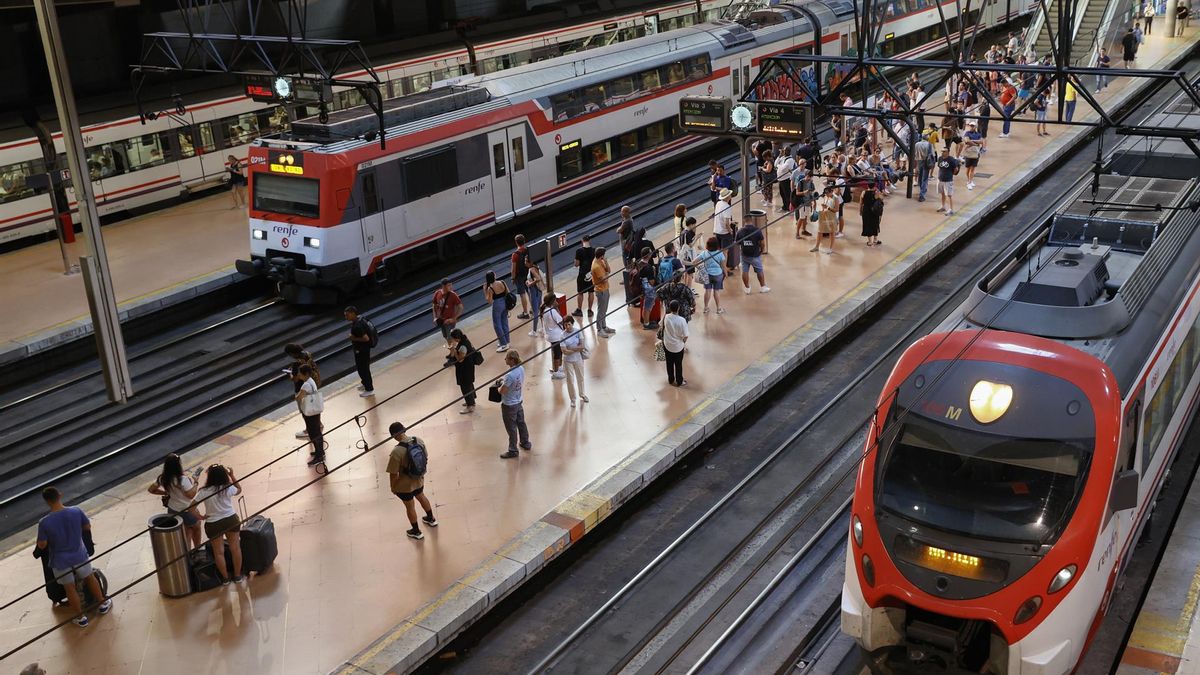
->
xmin=618 ymin=205 xmax=636 ymax=266
xmin=695 ymin=236 xmax=727 ymax=314
xmin=775 ymin=150 xmax=795 ymax=214
xmin=998 ymin=81 xmax=1017 ymax=138
xmin=860 ymin=184 xmax=883 ymax=248
xmin=672 ymin=204 xmax=688 ymax=245
xmin=813 ymin=185 xmax=842 ymax=255
xmin=484 ymin=271 xmax=511 ymax=352
xmin=498 ymin=350 xmax=532 ymax=459
xmin=914 ymin=132 xmax=935 ymax=202
xmin=559 ymin=315 xmax=588 ymax=407
xmin=227 ymin=156 xmax=247 ymax=209
xmin=936 ymin=147 xmax=961 ymax=217
xmin=285 ymin=343 xmax=320 ymax=439
xmin=573 ymin=235 xmax=596 ymax=318
xmin=1144 ymin=2 xmax=1155 ymax=34
xmin=541 ymin=294 xmax=567 ymax=378
xmin=344 ymin=306 xmax=375 ymax=397
xmin=194 ymin=465 xmax=244 ymax=584
xmin=295 ymin=364 xmax=325 ymax=465
xmin=706 ymin=160 xmax=720 ymax=204
xmin=448 ymin=329 xmax=479 ymax=414
xmin=591 ymin=247 xmax=616 ymax=337
xmin=510 ymin=235 xmax=531 ymax=320
xmin=386 ymin=422 xmax=437 ymax=540
xmin=714 ymin=188 xmax=737 ymax=276
xmin=737 ymin=219 xmax=770 ymax=294
xmin=1177 ymin=4 xmax=1190 ymax=35
xmin=638 ymin=247 xmax=661 ymax=330
xmin=148 ymin=454 xmax=202 ymax=548
xmin=1123 ymin=27 xmax=1139 ymax=66
xmin=679 ymin=230 xmax=698 ymax=287
xmin=36 ymin=487 xmax=112 ymax=626
xmin=662 ymin=300 xmax=689 ymax=388
xmin=525 ymin=256 xmax=546 ymax=337
xmin=432 ymin=278 xmax=462 ymax=366
xmin=1097 ymin=47 xmax=1112 ymax=91
xmin=962 ymin=121 xmax=983 ymax=189
xmin=1032 ymin=92 xmax=1050 ymax=136
xmin=1063 ymin=80 xmax=1078 ymax=122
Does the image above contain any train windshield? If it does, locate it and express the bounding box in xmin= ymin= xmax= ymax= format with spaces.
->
xmin=253 ymin=174 xmax=320 ymax=219
xmin=875 ymin=411 xmax=1093 ymax=545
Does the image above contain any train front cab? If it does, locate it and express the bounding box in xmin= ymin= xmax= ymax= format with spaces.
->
xmin=841 ymin=330 xmax=1124 ymax=675
xmin=236 ymin=147 xmax=361 ymax=304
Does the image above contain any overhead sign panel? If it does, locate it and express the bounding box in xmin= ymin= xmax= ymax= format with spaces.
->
xmin=679 ymin=96 xmax=731 ymax=134
xmin=757 ymin=103 xmax=812 ymax=140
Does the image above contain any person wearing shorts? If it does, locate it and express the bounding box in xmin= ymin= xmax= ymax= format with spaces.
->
xmin=694 ymin=237 xmax=726 ymax=314
xmin=194 ymin=465 xmax=244 ymax=584
xmin=736 ymin=221 xmax=770 ymax=294
xmin=36 ymin=487 xmax=111 ymax=626
xmin=387 ymin=422 xmax=437 ymax=540
xmin=936 ymin=149 xmax=960 ymax=216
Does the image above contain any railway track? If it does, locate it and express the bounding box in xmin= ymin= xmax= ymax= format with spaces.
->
xmin=431 ymin=62 xmax=1200 ymax=675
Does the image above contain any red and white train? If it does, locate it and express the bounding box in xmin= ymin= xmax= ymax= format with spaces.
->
xmin=237 ymin=0 xmax=1033 ymax=302
xmin=0 ymin=0 xmax=728 ymax=247
xmin=841 ymin=168 xmax=1200 ymax=673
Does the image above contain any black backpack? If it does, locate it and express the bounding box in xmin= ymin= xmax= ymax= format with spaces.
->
xmin=362 ymin=318 xmax=379 ymax=348
xmin=404 ymin=438 xmax=428 ymax=477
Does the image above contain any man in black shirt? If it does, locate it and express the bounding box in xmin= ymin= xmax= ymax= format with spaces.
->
xmin=736 ymin=222 xmax=770 ymax=295
xmin=616 ymin=206 xmax=635 ymax=266
xmin=344 ymin=305 xmax=375 ymax=397
xmin=573 ymin=235 xmax=596 ymax=318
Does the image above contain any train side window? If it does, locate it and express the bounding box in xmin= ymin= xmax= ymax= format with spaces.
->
xmin=641 ymin=68 xmax=662 ymax=91
xmin=361 ymin=173 xmax=380 ymax=216
xmin=556 ymin=141 xmax=583 ymax=182
xmin=511 ymin=137 xmax=525 ymax=172
xmin=643 ymin=120 xmax=667 ymax=149
xmin=177 ymin=130 xmax=197 ymax=158
xmin=0 ymin=160 xmax=42 ymax=203
xmin=586 ymin=140 xmax=613 ymax=171
xmin=662 ymin=61 xmax=686 ymax=86
xmin=123 ymin=133 xmax=169 ymax=171
xmin=403 ymin=145 xmax=458 ymax=200
xmin=493 ymin=143 xmax=507 ymax=178
xmin=1120 ymin=399 xmax=1141 ymax=473
xmin=617 ymin=131 xmax=639 ymax=159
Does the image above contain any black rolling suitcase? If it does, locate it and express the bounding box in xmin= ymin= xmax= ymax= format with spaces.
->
xmin=37 ymin=551 xmax=107 ymax=606
xmin=238 ymin=513 xmax=278 ymax=574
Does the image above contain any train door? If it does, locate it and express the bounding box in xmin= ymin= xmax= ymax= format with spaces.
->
xmin=730 ymin=57 xmax=752 ymax=97
xmin=358 ymin=169 xmax=387 ymax=253
xmin=488 ymin=125 xmax=532 ymax=222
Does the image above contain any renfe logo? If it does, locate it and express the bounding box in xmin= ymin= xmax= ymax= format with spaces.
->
xmin=633 ymin=105 xmax=649 ymax=117
xmin=272 ymin=225 xmax=298 ymax=236
xmin=464 ymin=180 xmax=486 ymax=195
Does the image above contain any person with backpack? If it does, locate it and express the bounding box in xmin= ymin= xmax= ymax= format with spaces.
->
xmin=344 ymin=306 xmax=376 ymax=398
xmin=860 ymin=184 xmax=883 ymax=248
xmin=484 ymin=271 xmax=512 ymax=352
xmin=638 ymin=247 xmax=661 ymax=330
xmin=736 ymin=220 xmax=770 ymax=294
xmin=525 ymin=255 xmax=546 ymax=338
xmin=36 ymin=487 xmax=111 ymax=626
xmin=914 ymin=132 xmax=935 ymax=202
xmin=448 ymin=328 xmax=482 ymax=414
xmin=386 ymin=422 xmax=437 ymax=540
xmin=295 ymin=364 xmax=326 ymax=466
xmin=540 ymin=294 xmax=567 ymax=379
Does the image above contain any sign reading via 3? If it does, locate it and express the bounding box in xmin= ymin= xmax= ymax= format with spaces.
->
xmin=269 ymin=151 xmax=304 ymax=175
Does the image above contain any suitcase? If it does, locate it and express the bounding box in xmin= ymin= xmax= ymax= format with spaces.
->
xmin=237 ymin=514 xmax=278 ymax=575
xmin=554 ymin=293 xmax=568 ymax=318
xmin=647 ymin=298 xmax=663 ymax=323
xmin=623 ymin=269 xmax=643 ymax=306
xmin=38 ymin=553 xmax=107 ymax=606
xmin=190 ymin=548 xmax=223 ymax=591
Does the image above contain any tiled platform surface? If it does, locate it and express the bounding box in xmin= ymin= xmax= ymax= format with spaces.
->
xmin=1117 ymin=466 xmax=1200 ymax=675
xmin=0 ymin=190 xmax=246 ymax=366
xmin=0 ymin=30 xmax=1192 ymax=675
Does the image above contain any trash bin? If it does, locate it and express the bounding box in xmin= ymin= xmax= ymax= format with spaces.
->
xmin=148 ymin=514 xmax=192 ymax=597
xmin=747 ymin=208 xmax=769 ymax=253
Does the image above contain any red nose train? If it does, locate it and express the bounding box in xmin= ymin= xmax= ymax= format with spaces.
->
xmin=841 ymin=172 xmax=1200 ymax=674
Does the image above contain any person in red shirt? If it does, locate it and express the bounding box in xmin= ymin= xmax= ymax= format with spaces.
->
xmin=510 ymin=235 xmax=531 ymax=319
xmin=432 ymin=278 xmax=463 ymax=365
xmin=998 ymin=82 xmax=1018 ymax=138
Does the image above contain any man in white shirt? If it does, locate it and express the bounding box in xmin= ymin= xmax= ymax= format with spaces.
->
xmin=774 ymin=151 xmax=795 ymax=213
xmin=662 ymin=300 xmax=690 ymax=387
xmin=714 ymin=188 xmax=736 ymax=275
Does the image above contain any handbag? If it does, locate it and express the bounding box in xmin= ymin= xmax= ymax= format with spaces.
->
xmin=299 ymin=387 xmax=324 ymax=416
xmin=809 ymin=210 xmax=820 ymax=222
xmin=581 ymin=345 xmax=591 ymax=360
xmin=654 ymin=340 xmax=666 ymax=362
xmin=487 ymin=383 xmax=502 ymax=403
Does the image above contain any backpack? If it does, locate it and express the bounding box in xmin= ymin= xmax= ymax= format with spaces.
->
xmin=500 ymin=282 xmax=516 ymax=311
xmin=362 ymin=318 xmax=379 ymax=348
xmin=403 ymin=438 xmax=428 ymax=477
xmin=870 ymin=198 xmax=884 ymax=217
xmin=657 ymin=257 xmax=676 ymax=284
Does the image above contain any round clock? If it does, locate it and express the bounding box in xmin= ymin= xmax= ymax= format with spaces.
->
xmin=730 ymin=103 xmax=755 ymax=131
xmin=273 ymin=77 xmax=292 ymax=100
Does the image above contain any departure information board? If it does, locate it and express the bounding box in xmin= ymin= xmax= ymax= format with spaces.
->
xmin=757 ymin=103 xmax=811 ymax=140
xmin=679 ymin=96 xmax=730 ymax=134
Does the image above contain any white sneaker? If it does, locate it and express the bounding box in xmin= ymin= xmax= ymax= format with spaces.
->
xmin=359 ymin=390 xmax=375 ymax=398
xmin=760 ymin=286 xmax=771 ymax=294
xmin=528 ymin=329 xmax=539 ymax=337
xmin=967 ymin=182 xmax=975 ymax=190
xmin=744 ymin=287 xmax=751 ymax=295
xmin=551 ymin=372 xmax=566 ymax=380
xmin=569 ymin=400 xmax=576 ymax=408
xmin=295 ymin=430 xmax=308 ymax=439
xmin=946 ymin=210 xmax=954 ymax=216
xmin=356 ymin=384 xmax=366 ymax=391
xmin=835 ymin=232 xmax=845 ymax=238
xmin=998 ymin=133 xmax=1009 ymax=138
xmin=716 ymin=308 xmax=726 ymax=314
xmin=496 ymin=344 xmax=508 ymax=352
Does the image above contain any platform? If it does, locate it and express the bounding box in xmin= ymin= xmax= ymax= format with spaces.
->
xmin=1118 ymin=465 xmax=1200 ymax=675
xmin=0 ymin=29 xmax=1194 ymax=675
xmin=0 ymin=190 xmax=246 ymax=365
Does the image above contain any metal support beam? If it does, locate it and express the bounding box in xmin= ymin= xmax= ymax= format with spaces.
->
xmin=34 ymin=0 xmax=132 ymax=403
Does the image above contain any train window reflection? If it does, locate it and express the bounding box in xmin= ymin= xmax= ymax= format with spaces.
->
xmin=0 ymin=160 xmax=41 ymax=203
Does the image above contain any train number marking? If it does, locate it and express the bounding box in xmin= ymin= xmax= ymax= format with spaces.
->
xmin=945 ymin=406 xmax=963 ymax=421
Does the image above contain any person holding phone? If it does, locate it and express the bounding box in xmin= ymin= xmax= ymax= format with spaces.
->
xmin=194 ymin=465 xmax=244 ymax=585
xmin=295 ymin=364 xmax=325 ymax=466
xmin=148 ymin=454 xmax=203 ymax=548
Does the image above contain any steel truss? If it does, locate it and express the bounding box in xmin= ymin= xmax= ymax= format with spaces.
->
xmin=131 ymin=0 xmax=387 ymax=147
xmin=743 ymin=0 xmax=1200 ymax=197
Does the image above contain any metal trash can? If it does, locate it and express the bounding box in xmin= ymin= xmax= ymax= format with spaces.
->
xmin=148 ymin=514 xmax=192 ymax=597
xmin=747 ymin=208 xmax=769 ymax=254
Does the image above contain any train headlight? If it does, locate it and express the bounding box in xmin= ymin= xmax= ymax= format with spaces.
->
xmin=252 ymin=229 xmax=267 ymax=240
xmin=1013 ymin=595 xmax=1042 ymax=624
xmin=969 ymin=380 xmax=1013 ymax=424
xmin=852 ymin=516 xmax=863 ymax=547
xmin=1048 ymin=564 xmax=1077 ymax=594
xmin=303 ymin=236 xmax=321 ymax=249
xmin=861 ymin=554 xmax=875 ymax=587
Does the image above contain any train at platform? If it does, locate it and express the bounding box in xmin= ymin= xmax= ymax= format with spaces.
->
xmin=0 ymin=0 xmax=727 ymax=247
xmin=236 ymin=0 xmax=1034 ymax=303
xmin=841 ymin=169 xmax=1200 ymax=673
